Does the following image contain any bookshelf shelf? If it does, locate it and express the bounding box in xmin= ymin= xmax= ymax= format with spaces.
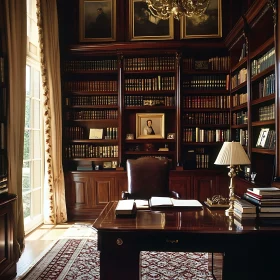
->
xmin=252 ymin=120 xmax=275 ymax=127
xmin=252 ymin=94 xmax=275 ymax=105
xmin=251 ymin=148 xmax=275 ymax=155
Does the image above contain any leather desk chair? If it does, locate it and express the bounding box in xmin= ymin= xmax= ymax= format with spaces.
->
xmin=122 ymin=157 xmax=180 ymax=200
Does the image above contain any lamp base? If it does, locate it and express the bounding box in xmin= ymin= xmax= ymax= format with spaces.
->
xmin=225 ymin=208 xmax=234 ymax=216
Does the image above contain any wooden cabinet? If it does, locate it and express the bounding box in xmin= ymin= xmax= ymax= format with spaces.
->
xmin=65 ymin=171 xmax=127 ymax=220
xmin=0 ymin=194 xmax=16 ymax=280
xmin=65 ymin=170 xmax=228 ymax=220
xmin=170 ymin=170 xmax=227 ymax=202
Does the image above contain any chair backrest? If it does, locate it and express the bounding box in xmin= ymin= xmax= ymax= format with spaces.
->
xmin=126 ymin=157 xmax=170 ymax=199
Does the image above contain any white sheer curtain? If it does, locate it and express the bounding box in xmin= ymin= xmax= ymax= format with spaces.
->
xmin=36 ymin=0 xmax=67 ymax=224
xmin=4 ymin=0 xmax=27 ymax=260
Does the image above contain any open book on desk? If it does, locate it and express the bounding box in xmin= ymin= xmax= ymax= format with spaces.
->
xmin=149 ymin=197 xmax=203 ymax=208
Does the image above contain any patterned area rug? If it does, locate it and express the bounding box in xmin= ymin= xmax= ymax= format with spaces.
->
xmin=19 ymin=224 xmax=214 ymax=280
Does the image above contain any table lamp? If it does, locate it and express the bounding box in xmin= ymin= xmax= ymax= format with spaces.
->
xmin=214 ymin=141 xmax=251 ymax=215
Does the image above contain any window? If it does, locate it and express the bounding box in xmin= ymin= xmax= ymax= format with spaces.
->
xmin=23 ymin=0 xmax=44 ymax=234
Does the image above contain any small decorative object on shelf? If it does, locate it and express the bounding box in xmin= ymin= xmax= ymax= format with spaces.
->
xmin=251 ymin=172 xmax=257 ymax=183
xmin=126 ymin=133 xmax=134 ymax=140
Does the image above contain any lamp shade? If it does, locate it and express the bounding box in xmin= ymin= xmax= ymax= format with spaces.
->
xmin=214 ymin=142 xmax=251 ymax=166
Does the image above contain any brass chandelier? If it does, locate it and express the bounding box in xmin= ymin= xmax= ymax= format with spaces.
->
xmin=146 ymin=0 xmax=210 ymax=20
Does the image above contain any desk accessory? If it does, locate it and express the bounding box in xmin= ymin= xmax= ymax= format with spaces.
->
xmin=214 ymin=141 xmax=251 ymax=215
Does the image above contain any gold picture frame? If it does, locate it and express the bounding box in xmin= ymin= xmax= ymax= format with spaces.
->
xmin=180 ymin=0 xmax=222 ymax=39
xmin=136 ymin=113 xmax=165 ymax=139
xmin=79 ymin=0 xmax=116 ymax=42
xmin=129 ymin=0 xmax=174 ymax=41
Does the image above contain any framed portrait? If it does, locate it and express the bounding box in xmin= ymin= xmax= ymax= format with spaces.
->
xmin=136 ymin=113 xmax=165 ymax=139
xmin=129 ymin=0 xmax=174 ymax=41
xmin=180 ymin=0 xmax=222 ymax=39
xmin=79 ymin=0 xmax=116 ymax=42
xmin=256 ymin=128 xmax=270 ymax=148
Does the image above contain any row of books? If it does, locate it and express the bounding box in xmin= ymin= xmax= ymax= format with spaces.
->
xmin=258 ymin=103 xmax=275 ymax=121
xmin=183 ymin=95 xmax=230 ymax=109
xmin=64 ymin=59 xmax=118 ymax=72
xmin=182 ymin=75 xmax=228 ymax=90
xmin=182 ymin=128 xmax=230 ymax=143
xmin=231 ymin=68 xmax=247 ymax=89
xmin=65 ymin=110 xmax=118 ymax=120
xmin=235 ymin=128 xmax=248 ymax=147
xmin=64 ymin=81 xmax=118 ymax=92
xmin=64 ymin=126 xmax=118 ymax=140
xmin=251 ymin=47 xmax=275 ymax=77
xmin=183 ymin=112 xmax=230 ymax=125
xmin=0 ymin=57 xmax=4 ymax=83
xmin=65 ymin=95 xmax=118 ymax=106
xmin=257 ymin=73 xmax=275 ymax=98
xmin=64 ymin=144 xmax=118 ymax=159
xmin=124 ymin=95 xmax=175 ymax=107
xmin=232 ymin=92 xmax=247 ymax=107
xmin=0 ymin=88 xmax=7 ymax=118
xmin=124 ymin=76 xmax=175 ymax=91
xmin=182 ymin=56 xmax=230 ymax=71
xmin=124 ymin=57 xmax=175 ymax=71
xmin=232 ymin=111 xmax=248 ymax=125
xmin=0 ymin=155 xmax=7 ymax=177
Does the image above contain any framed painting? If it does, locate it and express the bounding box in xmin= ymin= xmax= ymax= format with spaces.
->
xmin=79 ymin=0 xmax=116 ymax=42
xmin=180 ymin=0 xmax=222 ymax=39
xmin=129 ymin=0 xmax=174 ymax=41
xmin=136 ymin=113 xmax=165 ymax=139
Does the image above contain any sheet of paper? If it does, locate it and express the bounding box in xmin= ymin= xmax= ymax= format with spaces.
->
xmin=134 ymin=199 xmax=149 ymax=209
xmin=150 ymin=197 xmax=173 ymax=207
xmin=171 ymin=198 xmax=203 ymax=207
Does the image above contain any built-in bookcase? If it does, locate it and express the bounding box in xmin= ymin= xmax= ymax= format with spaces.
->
xmin=226 ymin=0 xmax=277 ymax=186
xmin=0 ymin=20 xmax=8 ymax=195
xmin=122 ymin=51 xmax=178 ymax=168
xmin=180 ymin=52 xmax=230 ymax=169
xmin=62 ymin=54 xmax=120 ymax=171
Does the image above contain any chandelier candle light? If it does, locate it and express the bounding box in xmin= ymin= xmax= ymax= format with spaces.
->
xmin=214 ymin=142 xmax=251 ymax=215
xmin=146 ymin=0 xmax=210 ymax=20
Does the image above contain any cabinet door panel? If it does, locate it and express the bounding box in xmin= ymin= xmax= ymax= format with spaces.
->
xmin=70 ymin=174 xmax=91 ymax=208
xmin=169 ymin=176 xmax=193 ymax=199
xmin=194 ymin=176 xmax=216 ymax=202
xmin=94 ymin=177 xmax=115 ymax=206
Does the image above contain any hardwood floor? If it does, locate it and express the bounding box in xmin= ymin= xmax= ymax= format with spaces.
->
xmin=15 ymin=223 xmax=75 ymax=279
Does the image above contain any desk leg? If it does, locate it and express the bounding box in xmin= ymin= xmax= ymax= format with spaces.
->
xmin=100 ymin=249 xmax=140 ymax=280
xmin=223 ymin=250 xmax=249 ymax=280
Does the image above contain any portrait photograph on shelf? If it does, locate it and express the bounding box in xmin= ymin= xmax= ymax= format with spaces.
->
xmin=79 ymin=0 xmax=116 ymax=42
xmin=129 ymin=0 xmax=174 ymax=41
xmin=136 ymin=113 xmax=165 ymax=139
xmin=180 ymin=0 xmax=222 ymax=39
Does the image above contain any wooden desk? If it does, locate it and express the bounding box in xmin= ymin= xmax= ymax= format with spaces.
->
xmin=93 ymin=202 xmax=280 ymax=280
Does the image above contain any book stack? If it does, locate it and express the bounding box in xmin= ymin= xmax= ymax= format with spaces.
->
xmin=243 ymin=187 xmax=280 ymax=221
xmin=233 ymin=198 xmax=257 ymax=221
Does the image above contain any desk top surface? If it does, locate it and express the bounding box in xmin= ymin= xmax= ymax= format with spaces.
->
xmin=93 ymin=201 xmax=280 ymax=233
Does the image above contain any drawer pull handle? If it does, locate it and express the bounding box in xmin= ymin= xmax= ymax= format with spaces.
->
xmin=116 ymin=238 xmax=123 ymax=246
xmin=166 ymin=239 xmax=179 ymax=244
